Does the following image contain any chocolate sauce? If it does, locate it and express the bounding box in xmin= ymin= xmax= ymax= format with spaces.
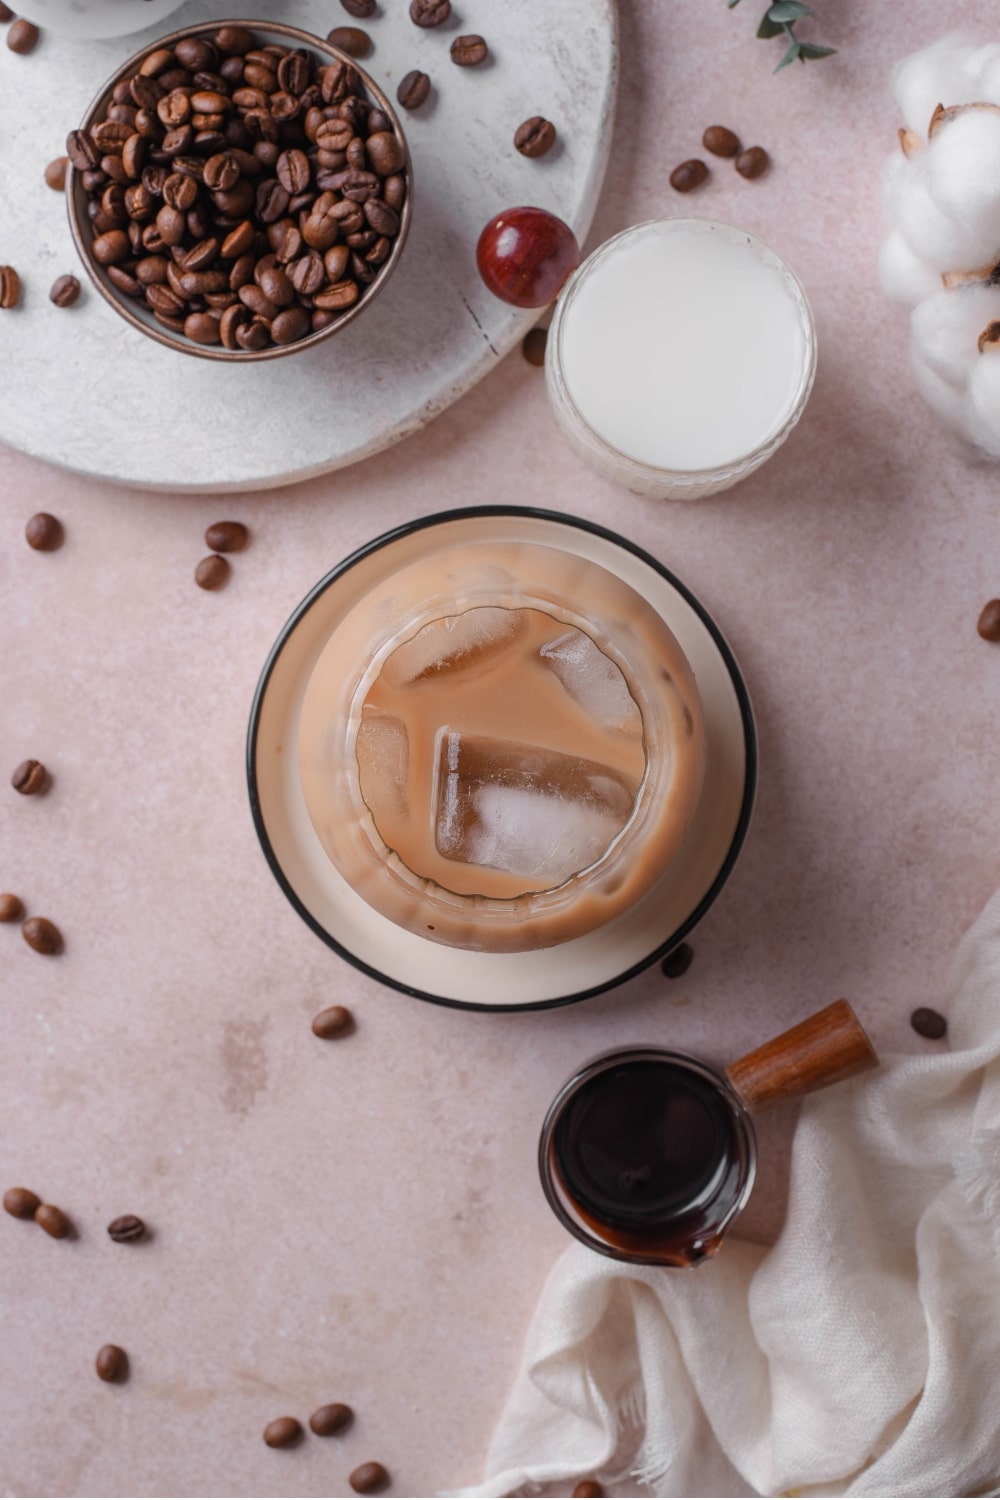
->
xmin=550 ymin=1058 xmax=748 ymax=1265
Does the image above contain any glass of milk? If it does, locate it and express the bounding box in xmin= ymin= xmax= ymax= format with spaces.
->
xmin=12 ymin=0 xmax=185 ymax=39
xmin=545 ymin=218 xmax=817 ymax=500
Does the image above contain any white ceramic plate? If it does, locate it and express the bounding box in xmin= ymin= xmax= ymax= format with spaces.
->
xmin=248 ymin=509 xmax=757 ymax=1010
xmin=0 ymin=0 xmax=617 ymax=490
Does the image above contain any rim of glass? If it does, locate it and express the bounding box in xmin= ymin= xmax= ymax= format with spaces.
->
xmin=537 ymin=1045 xmax=759 ymax=1263
xmin=548 ymin=217 xmax=818 ymax=482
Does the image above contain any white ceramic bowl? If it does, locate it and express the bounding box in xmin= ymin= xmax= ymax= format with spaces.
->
xmin=14 ymin=0 xmax=186 ymax=39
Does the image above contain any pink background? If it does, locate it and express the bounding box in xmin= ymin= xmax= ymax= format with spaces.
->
xmin=3 ymin=2 xmax=1000 ymax=1496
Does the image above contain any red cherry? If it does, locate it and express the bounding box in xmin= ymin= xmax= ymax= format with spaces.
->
xmin=476 ymin=206 xmax=581 ymax=309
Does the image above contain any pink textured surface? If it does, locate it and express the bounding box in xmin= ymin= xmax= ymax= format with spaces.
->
xmin=3 ymin=3 xmax=1000 ymax=1497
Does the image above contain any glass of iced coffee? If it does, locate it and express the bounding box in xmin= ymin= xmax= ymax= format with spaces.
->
xmin=249 ymin=509 xmax=756 ymax=1006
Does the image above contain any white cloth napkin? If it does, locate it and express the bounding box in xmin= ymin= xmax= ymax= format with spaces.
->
xmin=458 ymin=886 xmax=1000 ymax=1499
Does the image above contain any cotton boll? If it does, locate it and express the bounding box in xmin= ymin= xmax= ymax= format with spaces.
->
xmin=879 ymin=229 xmax=943 ymax=306
xmin=966 ymin=351 xmax=1000 ymax=456
xmin=924 ymin=110 xmax=1000 ymax=257
xmin=911 ymin=285 xmax=1000 ymax=387
xmin=911 ymin=354 xmax=976 ymax=442
xmin=883 ymin=153 xmax=982 ymax=270
xmin=968 ymin=43 xmax=1000 ymax=99
xmin=893 ymin=35 xmax=982 ymax=136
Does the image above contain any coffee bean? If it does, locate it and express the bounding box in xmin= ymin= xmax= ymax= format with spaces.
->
xmin=735 ymin=146 xmax=769 ymax=179
xmin=349 ymin=1462 xmax=389 ymax=1494
xmin=93 ymin=229 xmax=131 ymax=265
xmin=35 ymin=1203 xmax=72 ymax=1238
xmin=522 ymin=327 xmax=547 ymax=366
xmin=3 ymin=1186 xmax=40 ymax=1219
xmin=271 ymin=305 xmax=311 ymax=344
xmin=215 ymin=27 xmax=255 ymax=55
xmin=309 ymin=1402 xmax=353 ymax=1436
xmin=263 ymin=1417 xmax=303 ymax=1448
xmin=107 ymin=1214 xmax=146 ymax=1243
xmin=50 ymin=274 xmax=81 ymax=308
xmin=0 ymin=893 xmax=25 ymax=923
xmin=670 ymin=159 xmax=708 ymax=192
xmin=451 ymin=34 xmax=488 ymax=66
xmin=205 ymin=520 xmax=248 ymax=553
xmin=24 ymin=512 xmax=63 ymax=552
xmin=184 ymin=311 xmax=221 ymax=345
xmin=0 ymin=3 xmax=14 ymax=20
xmin=514 ymin=117 xmax=556 ymax=158
xmin=977 ymin=599 xmax=1000 ymax=641
xmin=366 ymin=131 xmax=403 ymax=176
xmin=396 ymin=70 xmax=430 ymax=110
xmin=410 ymin=0 xmax=449 ymax=25
xmin=22 ymin=917 xmax=62 ymax=956
xmin=572 ymin=1484 xmax=604 ymax=1499
xmin=328 ymin=26 xmax=372 ymax=58
xmin=0 ymin=265 xmax=21 ymax=309
xmin=661 ymin=941 xmax=694 ymax=979
xmin=235 ymin=319 xmax=270 ymax=351
xmin=341 ymin=0 xmax=376 ymax=14
xmin=12 ymin=757 xmax=47 ymax=794
xmin=195 ymin=554 xmax=230 ymax=590
xmin=314 ymin=279 xmax=359 ymax=311
xmin=311 ymin=1004 xmax=354 ymax=1039
xmin=96 ymin=1345 xmax=129 ymax=1383
xmin=910 ymin=1007 xmax=947 ymax=1040
xmin=7 ymin=18 xmax=39 ymax=53
xmin=45 ymin=156 xmax=68 ymax=191
xmin=702 ymin=125 xmax=740 ymax=158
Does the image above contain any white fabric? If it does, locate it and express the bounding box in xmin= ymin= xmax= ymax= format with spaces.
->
xmin=458 ymin=886 xmax=1000 ymax=1499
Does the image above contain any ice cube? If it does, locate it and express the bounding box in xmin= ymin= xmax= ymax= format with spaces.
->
xmin=381 ymin=607 xmax=525 ymax=689
xmin=435 ymin=731 xmax=637 ymax=885
xmin=356 ymin=710 xmax=409 ymax=821
xmin=539 ymin=629 xmax=639 ymax=732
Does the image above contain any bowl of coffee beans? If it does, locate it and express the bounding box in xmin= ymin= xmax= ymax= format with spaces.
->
xmin=66 ymin=19 xmax=412 ymax=360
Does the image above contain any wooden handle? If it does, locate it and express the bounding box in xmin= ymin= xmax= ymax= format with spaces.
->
xmin=725 ymin=999 xmax=878 ymax=1114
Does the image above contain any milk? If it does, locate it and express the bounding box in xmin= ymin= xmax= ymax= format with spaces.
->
xmin=549 ymin=219 xmax=815 ymax=491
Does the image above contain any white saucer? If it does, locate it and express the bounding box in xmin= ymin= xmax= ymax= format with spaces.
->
xmin=247 ymin=509 xmax=756 ymax=1010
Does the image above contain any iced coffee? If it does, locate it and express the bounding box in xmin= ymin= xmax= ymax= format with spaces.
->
xmin=298 ymin=533 xmax=706 ymax=952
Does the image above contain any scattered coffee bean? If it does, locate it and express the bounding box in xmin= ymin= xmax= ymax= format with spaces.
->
xmin=25 ymin=512 xmax=63 ymax=551
xmin=45 ymin=156 xmax=68 ymax=191
xmin=661 ymin=942 xmax=694 ymax=979
xmin=397 ymin=70 xmax=430 ymax=110
xmin=96 ymin=1344 xmax=129 ymax=1382
xmin=409 ymin=0 xmax=449 ymax=26
xmin=7 ymin=17 xmax=38 ymax=53
xmin=0 ymin=3 xmax=13 ymax=20
xmin=977 ymin=599 xmax=1000 ymax=641
xmin=309 ymin=1402 xmax=353 ymax=1436
xmin=573 ymin=1484 xmax=605 ymax=1499
xmin=341 ymin=0 xmax=376 ymax=14
xmin=73 ymin=26 xmax=408 ymax=353
xmin=349 ymin=1462 xmax=390 ymax=1494
xmin=3 ymin=1186 xmax=41 ymax=1219
xmin=0 ymin=265 xmax=21 ymax=309
xmin=35 ymin=1203 xmax=72 ymax=1238
xmin=910 ymin=1006 xmax=947 ymax=1040
xmin=328 ymin=26 xmax=372 ymax=58
xmin=195 ymin=554 xmax=230 ymax=591
xmin=521 ymin=326 xmax=547 ymax=366
xmin=107 ymin=1214 xmax=146 ymax=1243
xmin=0 ymin=893 xmax=24 ymax=923
xmin=670 ymin=159 xmax=708 ymax=193
xmin=312 ymin=1004 xmax=354 ymax=1039
xmin=735 ymin=146 xmax=769 ymax=180
xmin=702 ymin=125 xmax=740 ymax=158
xmin=22 ymin=917 xmax=62 ymax=955
xmin=50 ymin=274 xmax=81 ymax=308
xmin=514 ymin=116 xmax=556 ymax=159
xmin=205 ymin=520 xmax=248 ymax=553
xmin=12 ymin=759 xmax=47 ymax=795
xmin=451 ymin=34 xmax=488 ymax=66
xmin=263 ymin=1417 xmax=303 ymax=1448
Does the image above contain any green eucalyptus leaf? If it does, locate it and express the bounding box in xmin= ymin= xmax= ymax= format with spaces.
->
xmin=774 ymin=37 xmax=801 ymax=70
xmin=796 ymin=41 xmax=837 ymax=59
xmin=757 ymin=12 xmax=785 ymax=38
xmin=768 ymin=1 xmax=812 ymax=20
xmin=728 ymin=0 xmax=742 ymax=9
